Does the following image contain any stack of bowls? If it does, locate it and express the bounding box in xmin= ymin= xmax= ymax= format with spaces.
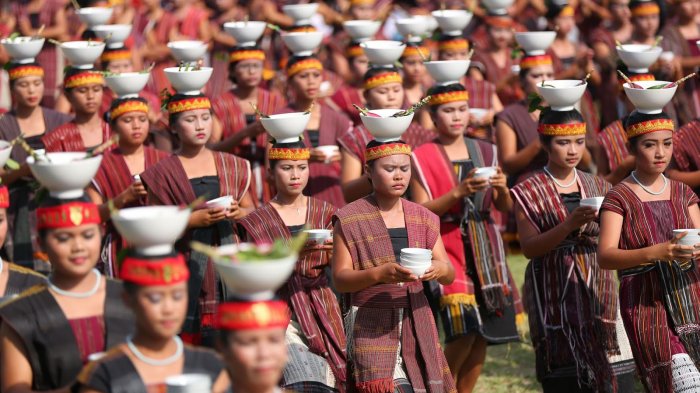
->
xmin=399 ymin=248 xmax=432 ymax=277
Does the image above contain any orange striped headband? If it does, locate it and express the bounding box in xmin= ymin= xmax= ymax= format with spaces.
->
xmin=37 ymin=202 xmax=101 ymax=230
xmin=485 ymin=16 xmax=514 ymax=29
xmin=289 ymin=26 xmax=317 ymax=33
xmin=110 ymin=99 xmax=149 ymax=120
xmin=351 ymin=0 xmax=375 ymax=5
xmin=101 ymin=48 xmax=131 ymax=63
xmin=438 ymin=38 xmax=469 ymax=52
xmin=346 ymin=45 xmax=364 ymax=58
xmin=626 ymin=118 xmax=674 ymax=138
xmin=430 ymin=90 xmax=469 ymax=106
xmin=364 ymin=72 xmax=403 ymax=90
xmin=120 ymin=254 xmax=190 ymax=286
xmin=167 ymin=97 xmax=212 ymax=114
xmin=0 ymin=186 xmax=9 ymax=209
xmin=402 ymin=46 xmax=429 ymax=59
xmin=64 ymin=71 xmax=104 ymax=89
xmin=538 ymin=122 xmax=586 ymax=136
xmin=218 ymin=300 xmax=290 ymax=330
xmin=9 ymin=65 xmax=44 ymax=81
xmin=365 ymin=142 xmax=412 ymax=161
xmin=268 ymin=147 xmax=310 ymax=160
xmin=287 ymin=58 xmax=323 ymax=77
xmin=623 ymin=74 xmax=655 ymax=83
xmin=230 ymin=49 xmax=265 ymax=63
xmin=632 ymin=2 xmax=660 ymax=16
xmin=520 ymin=54 xmax=553 ymax=69
xmin=559 ymin=5 xmax=575 ymax=16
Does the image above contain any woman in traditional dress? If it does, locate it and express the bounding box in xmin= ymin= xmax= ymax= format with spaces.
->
xmin=668 ymin=118 xmax=700 ymax=196
xmin=86 ymin=97 xmax=169 ymax=277
xmin=332 ymin=139 xmax=457 ymax=393
xmin=138 ymin=0 xmax=178 ymax=96
xmin=277 ymin=55 xmax=352 ymax=208
xmin=0 ymin=62 xmax=71 ymax=267
xmin=400 ymin=42 xmax=430 ymax=107
xmin=239 ymin=140 xmax=346 ymax=392
xmin=0 ymin=196 xmax=134 ymax=391
xmin=43 ymin=68 xmax=111 ymax=153
xmin=411 ymin=83 xmax=523 ymax=392
xmin=76 ymin=251 xmax=230 ymax=392
xmin=141 ymin=92 xmax=254 ymax=348
xmin=512 ymin=108 xmax=636 ymax=392
xmin=338 ymin=67 xmax=432 ymax=203
xmin=329 ymin=41 xmax=370 ymax=126
xmin=598 ymin=110 xmax=700 ymax=393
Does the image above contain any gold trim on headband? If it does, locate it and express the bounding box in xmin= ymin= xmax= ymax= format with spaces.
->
xmin=101 ymin=49 xmax=131 ymax=62
xmin=230 ymin=49 xmax=265 ymax=63
xmin=167 ymin=97 xmax=212 ymax=114
xmin=365 ymin=143 xmax=412 ymax=161
xmin=520 ymin=55 xmax=553 ymax=69
xmin=430 ymin=91 xmax=469 ymax=106
xmin=626 ymin=118 xmax=674 ymax=138
xmin=287 ymin=58 xmax=323 ymax=78
xmin=631 ymin=2 xmax=660 ymax=16
xmin=438 ymin=38 xmax=469 ymax=52
xmin=110 ymin=100 xmax=149 ymax=120
xmin=402 ymin=46 xmax=430 ymax=58
xmin=268 ymin=147 xmax=310 ymax=160
xmin=64 ymin=71 xmax=104 ymax=89
xmin=9 ymin=65 xmax=44 ymax=81
xmin=537 ymin=122 xmax=586 ymax=136
xmin=364 ymin=72 xmax=402 ymax=90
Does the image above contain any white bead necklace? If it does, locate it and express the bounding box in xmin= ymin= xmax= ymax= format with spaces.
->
xmin=543 ymin=166 xmax=578 ymax=188
xmin=631 ymin=171 xmax=668 ymax=196
xmin=127 ymin=335 xmax=184 ymax=367
xmin=48 ymin=268 xmax=101 ymax=298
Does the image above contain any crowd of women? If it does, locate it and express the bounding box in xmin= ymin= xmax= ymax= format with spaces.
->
xmin=1 ymin=0 xmax=700 ymax=392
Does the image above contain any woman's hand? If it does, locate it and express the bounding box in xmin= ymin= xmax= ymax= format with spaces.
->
xmin=375 ymin=263 xmax=417 ymax=284
xmin=454 ymin=169 xmax=489 ymax=198
xmin=563 ymin=206 xmax=598 ymax=231
xmin=117 ymin=181 xmax=147 ymax=207
xmin=191 ymin=207 xmax=227 ymax=227
xmin=652 ymin=231 xmax=700 ymax=262
xmin=489 ymin=167 xmax=508 ymax=192
xmin=299 ymin=239 xmax=334 ymax=258
xmin=225 ymin=200 xmax=245 ymax=220
xmin=420 ymin=260 xmax=451 ymax=281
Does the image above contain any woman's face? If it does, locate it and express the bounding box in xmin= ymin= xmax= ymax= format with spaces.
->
xmin=365 ymin=82 xmax=403 ymax=110
xmin=222 ymin=328 xmax=288 ymax=391
xmin=174 ymin=109 xmax=213 ymax=147
xmin=522 ymin=65 xmax=555 ymax=94
xmin=216 ymin=0 xmax=237 ymax=11
xmin=350 ymin=4 xmax=375 ymax=20
xmin=545 ymin=134 xmax=587 ymax=169
xmin=632 ymin=14 xmax=660 ymax=38
xmin=233 ymin=59 xmax=263 ymax=89
xmin=0 ymin=208 xmax=8 ymax=248
xmin=290 ymin=68 xmax=323 ymax=100
xmin=350 ymin=55 xmax=370 ymax=79
xmin=401 ymin=56 xmax=426 ymax=83
xmin=678 ymin=0 xmax=700 ymax=19
xmin=41 ymin=224 xmax=101 ymax=279
xmin=488 ymin=26 xmax=513 ymax=49
xmin=12 ymin=76 xmax=44 ymax=108
xmin=270 ymin=160 xmax=309 ymax=198
xmin=68 ymin=84 xmax=104 ymax=115
xmin=433 ymin=100 xmax=469 ymax=138
xmin=610 ymin=0 xmax=632 ymax=21
xmin=366 ymin=154 xmax=411 ymax=198
xmin=554 ymin=14 xmax=575 ymax=36
xmin=106 ymin=59 xmax=134 ymax=74
xmin=126 ymin=282 xmax=188 ymax=339
xmin=115 ymin=111 xmax=149 ymax=147
xmin=633 ymin=130 xmax=673 ymax=174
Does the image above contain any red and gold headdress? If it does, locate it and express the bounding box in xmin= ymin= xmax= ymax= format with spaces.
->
xmin=350 ymin=0 xmax=375 ymax=6
xmin=485 ymin=15 xmax=514 ymax=29
xmin=520 ymin=54 xmax=553 ymax=70
xmin=218 ymin=300 xmax=290 ymax=330
xmin=365 ymin=142 xmax=412 ymax=162
xmin=268 ymin=146 xmax=310 ymax=161
xmin=402 ymin=45 xmax=430 ymax=59
xmin=287 ymin=58 xmax=323 ymax=78
xmin=346 ymin=43 xmax=364 ymax=58
xmin=0 ymin=186 xmax=9 ymax=209
xmin=538 ymin=122 xmax=587 ymax=136
xmin=625 ymin=117 xmax=675 ymax=138
xmin=230 ymin=49 xmax=266 ymax=63
xmin=166 ymin=96 xmax=212 ymax=115
xmin=64 ymin=70 xmax=105 ymax=89
xmin=631 ymin=1 xmax=660 ymax=16
xmin=559 ymin=5 xmax=575 ymax=17
xmin=429 ymin=90 xmax=469 ymax=106
xmin=101 ymin=47 xmax=131 ymax=63
xmin=120 ymin=253 xmax=190 ymax=286
xmin=438 ymin=37 xmax=469 ymax=53
xmin=9 ymin=64 xmax=44 ymax=81
xmin=37 ymin=201 xmax=101 ymax=230
xmin=619 ymin=73 xmax=655 ymax=84
xmin=110 ymin=98 xmax=149 ymax=120
xmin=364 ymin=71 xmax=403 ymax=90
xmin=289 ymin=25 xmax=317 ymax=33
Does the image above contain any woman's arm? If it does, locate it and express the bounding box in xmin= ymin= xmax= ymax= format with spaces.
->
xmin=340 ymin=151 xmax=372 ymax=203
xmin=409 ymin=169 xmax=487 ymax=216
xmin=212 ymin=369 xmax=231 ymax=393
xmin=422 ymin=236 xmax=455 ymax=285
xmin=495 ymin=120 xmax=542 ymax=175
xmin=667 ymin=169 xmax=700 ymax=189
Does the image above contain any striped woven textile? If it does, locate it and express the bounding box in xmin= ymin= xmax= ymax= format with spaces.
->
xmin=602 ymin=180 xmax=700 ymax=393
xmin=42 ymin=121 xmax=112 ymax=153
xmin=672 ymin=120 xmax=700 ymax=195
xmin=511 ymin=170 xmax=619 ymax=391
xmin=597 ymin=120 xmax=629 ymax=173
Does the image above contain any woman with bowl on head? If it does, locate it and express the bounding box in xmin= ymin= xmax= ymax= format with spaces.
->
xmin=338 ymin=66 xmax=433 ymax=203
xmin=86 ymin=97 xmax=169 ymax=278
xmin=332 ymin=139 xmax=456 ymax=393
xmin=0 ymin=196 xmax=134 ymax=392
xmin=141 ymin=92 xmax=255 ymax=348
xmin=598 ymin=110 xmax=700 ymax=393
xmin=76 ymin=251 xmax=230 ymax=393
xmin=411 ymin=83 xmax=523 ymax=393
xmin=329 ymin=41 xmax=370 ymax=126
xmin=238 ymin=140 xmax=345 ymax=393
xmin=400 ymin=42 xmax=430 ymax=107
xmin=512 ymin=108 xmax=636 ymax=392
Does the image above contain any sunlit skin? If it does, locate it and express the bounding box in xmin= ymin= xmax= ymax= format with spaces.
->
xmin=289 ymin=68 xmax=322 ymax=101
xmin=401 ymin=56 xmax=427 ymax=84
xmin=115 ymin=111 xmax=150 ymax=147
xmin=350 ymin=55 xmax=370 ymax=81
xmin=105 ymin=59 xmax=134 ymax=75
xmin=434 ymin=100 xmax=470 ymax=138
xmin=221 ymin=328 xmax=288 ymax=393
xmin=269 ymin=160 xmax=309 ymax=198
xmin=365 ymin=154 xmax=412 ymax=198
xmin=175 ymin=109 xmax=213 ymax=147
xmin=364 ymin=82 xmax=403 ymax=110
xmin=41 ymin=224 xmax=102 ymax=280
xmin=439 ymin=47 xmax=469 ymax=61
xmin=488 ymin=26 xmax=513 ymax=50
xmin=12 ymin=76 xmax=43 ymax=108
xmin=68 ymin=84 xmax=104 ymax=116
xmin=232 ymin=59 xmax=263 ymax=89
xmin=521 ymin=64 xmax=556 ymax=95
xmin=125 ymin=282 xmax=188 ymax=341
xmin=632 ymin=13 xmax=660 ymax=42
xmin=350 ymin=4 xmax=375 ymax=20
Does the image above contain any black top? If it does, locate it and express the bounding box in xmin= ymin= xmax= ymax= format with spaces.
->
xmin=452 ymin=159 xmax=475 ymax=183
xmin=24 ymin=135 xmax=45 ymax=150
xmin=245 ymin=114 xmax=257 ymax=125
xmin=388 ymin=227 xmax=409 ymax=262
xmin=560 ymin=192 xmax=581 ymax=214
xmin=307 ymin=129 xmax=320 ymax=148
xmin=190 ymin=176 xmax=221 ymax=201
xmin=287 ymin=224 xmax=304 ymax=235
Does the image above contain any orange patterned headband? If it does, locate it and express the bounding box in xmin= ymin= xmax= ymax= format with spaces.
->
xmin=120 ymin=254 xmax=190 ymax=286
xmin=268 ymin=147 xmax=310 ymax=160
xmin=632 ymin=2 xmax=660 ymax=16
xmin=9 ymin=65 xmax=44 ymax=81
xmin=0 ymin=186 xmax=8 ymax=209
xmin=364 ymin=72 xmax=403 ymax=90
xmin=559 ymin=5 xmax=575 ymax=16
xmin=110 ymin=100 xmax=149 ymax=120
xmin=621 ymin=74 xmax=655 ymax=83
xmin=520 ymin=54 xmax=553 ymax=69
xmin=346 ymin=45 xmax=364 ymax=58
xmin=230 ymin=49 xmax=265 ymax=63
xmin=167 ymin=97 xmax=211 ymax=114
xmin=626 ymin=118 xmax=674 ymax=138
xmin=402 ymin=46 xmax=430 ymax=59
xmin=365 ymin=142 xmax=412 ymax=161
xmin=438 ymin=38 xmax=469 ymax=52
xmin=37 ymin=202 xmax=101 ymax=230
xmin=485 ymin=16 xmax=514 ymax=29
xmin=430 ymin=90 xmax=469 ymax=106
xmin=351 ymin=0 xmax=375 ymax=5
xmin=287 ymin=58 xmax=323 ymax=77
xmin=218 ymin=300 xmax=290 ymax=330
xmin=538 ymin=122 xmax=587 ymax=136
xmin=101 ymin=49 xmax=131 ymax=63
xmin=64 ymin=71 xmax=104 ymax=89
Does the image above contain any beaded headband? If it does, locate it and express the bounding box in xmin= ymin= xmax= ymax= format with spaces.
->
xmin=365 ymin=142 xmax=412 ymax=162
xmin=230 ymin=49 xmax=265 ymax=63
xmin=626 ymin=118 xmax=675 ymax=138
xmin=166 ymin=97 xmax=211 ymax=115
xmin=268 ymin=147 xmax=310 ymax=161
xmin=520 ymin=54 xmax=553 ymax=69
xmin=9 ymin=65 xmax=44 ymax=81
xmin=120 ymin=254 xmax=190 ymax=286
xmin=364 ymin=71 xmax=403 ymax=90
xmin=631 ymin=2 xmax=660 ymax=16
xmin=402 ymin=46 xmax=430 ymax=59
xmin=538 ymin=122 xmax=587 ymax=136
xmin=430 ymin=90 xmax=469 ymax=106
xmin=218 ymin=300 xmax=290 ymax=330
xmin=346 ymin=45 xmax=364 ymax=58
xmin=0 ymin=186 xmax=9 ymax=209
xmin=37 ymin=202 xmax=101 ymax=230
xmin=110 ymin=99 xmax=149 ymax=120
xmin=438 ymin=38 xmax=469 ymax=52
xmin=287 ymin=58 xmax=323 ymax=78
xmin=101 ymin=48 xmax=131 ymax=63
xmin=64 ymin=71 xmax=105 ymax=89
xmin=559 ymin=5 xmax=575 ymax=16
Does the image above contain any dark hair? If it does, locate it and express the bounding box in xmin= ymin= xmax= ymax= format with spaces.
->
xmin=268 ymin=140 xmax=308 ymax=169
xmin=8 ymin=61 xmax=43 ymax=89
xmin=37 ymin=194 xmax=95 ymax=239
xmin=624 ymin=110 xmax=672 ymax=152
xmin=426 ymin=83 xmax=466 ymax=112
xmin=105 ymin=96 xmax=149 ymax=124
xmin=538 ymin=108 xmax=585 ymax=145
xmin=167 ymin=92 xmax=211 ymax=126
xmin=545 ymin=2 xmax=569 ymax=20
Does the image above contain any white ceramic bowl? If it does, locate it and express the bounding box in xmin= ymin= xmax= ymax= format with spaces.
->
xmin=431 ymin=10 xmax=473 ymax=35
xmin=673 ymin=229 xmax=700 ymax=247
xmin=260 ymin=112 xmax=310 ymax=143
xmin=536 ymin=80 xmax=587 ymax=111
xmin=360 ymin=40 xmax=406 ymax=67
xmin=26 ymin=152 xmax=102 ymax=198
xmin=112 ymin=206 xmax=191 ymax=255
xmin=206 ymin=195 xmax=233 ymax=210
xmin=415 ymin=15 xmax=439 ymax=34
xmin=396 ymin=18 xmax=427 ymax=40
xmin=469 ymin=108 xmax=489 ymax=121
xmin=623 ymin=80 xmax=677 ymax=114
xmin=482 ymin=0 xmax=515 ymax=12
xmin=360 ymin=109 xmax=414 ymax=142
xmin=76 ymin=7 xmax=113 ymax=27
xmin=304 ymin=229 xmax=332 ymax=243
xmin=399 ymin=254 xmax=432 ymax=263
xmin=399 ymin=257 xmax=431 ymax=276
xmin=164 ymin=67 xmax=213 ymax=95
xmin=580 ymin=196 xmax=605 ymax=212
xmin=0 ymin=141 xmax=12 ymax=168
xmin=1 ymin=37 xmax=44 ymax=63
xmin=168 ymin=40 xmax=207 ymax=63
xmin=401 ymin=247 xmax=432 ymax=257
xmin=616 ymin=45 xmax=662 ymax=73
xmin=474 ymin=166 xmax=497 ymax=180
xmin=61 ymin=41 xmax=106 ymax=69
xmin=91 ymin=24 xmax=132 ymax=47
xmin=223 ymin=21 xmax=267 ymax=46
xmin=282 ymin=3 xmax=319 ymax=25
xmin=165 ymin=374 xmax=212 ymax=393
xmin=343 ymin=20 xmax=382 ymax=42
xmin=515 ymin=31 xmax=556 ymax=56
xmin=425 ymin=60 xmax=470 ymax=85
xmin=316 ymin=145 xmax=339 ymax=162
xmin=281 ymin=31 xmax=323 ymax=56
xmin=104 ymin=72 xmax=150 ymax=98
xmin=214 ymin=246 xmax=297 ymax=298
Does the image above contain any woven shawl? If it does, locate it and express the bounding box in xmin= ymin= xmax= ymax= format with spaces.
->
xmin=42 ymin=120 xmax=111 ymax=153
